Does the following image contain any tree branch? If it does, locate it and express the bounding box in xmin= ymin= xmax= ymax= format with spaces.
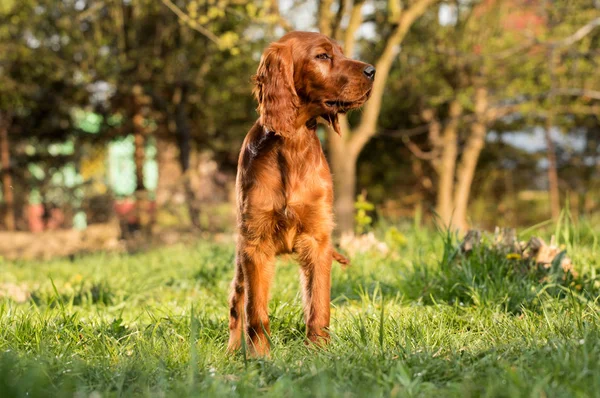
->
xmin=77 ymin=1 xmax=105 ymax=21
xmin=332 ymin=0 xmax=349 ymax=41
xmin=160 ymin=0 xmax=221 ymax=46
xmin=318 ymin=0 xmax=335 ymax=37
xmin=486 ymin=88 xmax=600 ymax=109
xmin=433 ymin=16 xmax=600 ymax=63
xmin=344 ymin=0 xmax=365 ymax=57
xmin=554 ymin=104 xmax=600 ymax=115
xmin=379 ymin=123 xmax=432 ymax=138
xmin=402 ymin=135 xmax=441 ymax=160
xmin=435 ymin=38 xmax=538 ymax=61
xmin=553 ymin=88 xmax=600 ymax=100
xmin=350 ymin=0 xmax=438 ymax=156
xmin=552 ymin=17 xmax=600 ymax=48
xmin=268 ymin=0 xmax=294 ymax=33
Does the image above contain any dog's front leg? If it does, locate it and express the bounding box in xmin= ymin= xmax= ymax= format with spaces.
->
xmin=242 ymin=244 xmax=275 ymax=357
xmin=296 ymin=234 xmax=332 ymax=344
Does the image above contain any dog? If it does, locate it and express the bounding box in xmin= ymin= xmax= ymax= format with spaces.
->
xmin=228 ymin=31 xmax=375 ymax=356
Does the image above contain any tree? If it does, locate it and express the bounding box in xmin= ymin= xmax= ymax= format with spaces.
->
xmin=392 ymin=0 xmax=517 ymax=230
xmin=0 ymin=113 xmax=14 ymax=230
xmin=0 ymin=0 xmax=93 ymax=230
xmin=541 ymin=2 xmax=600 ymax=219
xmin=317 ymin=0 xmax=438 ymax=233
xmin=90 ymin=0 xmax=282 ymax=230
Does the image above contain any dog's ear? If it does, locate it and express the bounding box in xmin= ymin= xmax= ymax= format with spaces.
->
xmin=253 ymin=42 xmax=298 ymax=137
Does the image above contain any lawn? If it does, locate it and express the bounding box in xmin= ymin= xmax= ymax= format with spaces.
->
xmin=1 ymin=219 xmax=599 ymax=397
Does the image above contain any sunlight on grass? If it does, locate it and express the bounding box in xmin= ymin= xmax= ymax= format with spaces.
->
xmin=0 ymin=220 xmax=599 ymax=397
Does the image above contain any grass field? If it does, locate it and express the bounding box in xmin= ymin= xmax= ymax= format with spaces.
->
xmin=1 ymin=219 xmax=599 ymax=397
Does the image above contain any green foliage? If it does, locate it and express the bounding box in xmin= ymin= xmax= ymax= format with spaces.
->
xmin=2 ymin=0 xmax=599 ymax=231
xmin=354 ymin=191 xmax=375 ymax=235
xmin=403 ymin=232 xmax=594 ymax=314
xmin=0 ymin=221 xmax=599 ymax=396
xmin=384 ymin=226 xmax=408 ymax=248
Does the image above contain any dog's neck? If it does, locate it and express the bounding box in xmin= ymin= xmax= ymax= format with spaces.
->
xmin=305 ymin=118 xmax=318 ymax=131
xmin=264 ymin=118 xmax=320 ymax=156
xmin=294 ymin=105 xmax=333 ymax=132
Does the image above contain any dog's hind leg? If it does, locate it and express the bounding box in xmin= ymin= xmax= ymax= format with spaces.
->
xmin=227 ymin=253 xmax=245 ymax=353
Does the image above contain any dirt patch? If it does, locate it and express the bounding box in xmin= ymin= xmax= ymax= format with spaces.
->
xmin=0 ymin=283 xmax=30 ymax=303
xmin=0 ymin=222 xmax=123 ymax=261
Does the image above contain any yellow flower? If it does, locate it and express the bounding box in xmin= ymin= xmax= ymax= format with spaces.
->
xmin=506 ymin=253 xmax=522 ymax=260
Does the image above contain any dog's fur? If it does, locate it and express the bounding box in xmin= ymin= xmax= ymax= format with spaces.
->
xmin=228 ymin=31 xmax=374 ymax=356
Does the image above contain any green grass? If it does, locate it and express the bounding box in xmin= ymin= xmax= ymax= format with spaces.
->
xmin=1 ymin=218 xmax=599 ymax=397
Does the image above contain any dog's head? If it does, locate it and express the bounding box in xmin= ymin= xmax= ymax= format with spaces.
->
xmin=253 ymin=31 xmax=375 ymax=136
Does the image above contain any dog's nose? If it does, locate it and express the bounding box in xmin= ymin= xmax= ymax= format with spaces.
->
xmin=363 ymin=65 xmax=376 ymax=80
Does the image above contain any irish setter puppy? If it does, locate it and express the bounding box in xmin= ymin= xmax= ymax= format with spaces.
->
xmin=228 ymin=31 xmax=375 ymax=356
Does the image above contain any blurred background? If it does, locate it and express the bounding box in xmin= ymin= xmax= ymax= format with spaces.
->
xmin=0 ymin=0 xmax=598 ymax=259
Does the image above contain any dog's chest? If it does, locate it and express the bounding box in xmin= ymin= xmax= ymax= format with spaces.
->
xmin=240 ymin=132 xmax=333 ymax=247
xmin=273 ymin=149 xmax=331 ymax=251
xmin=278 ymin=146 xmax=329 ymax=204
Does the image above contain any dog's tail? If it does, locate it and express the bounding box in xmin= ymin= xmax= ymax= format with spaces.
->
xmin=333 ymin=250 xmax=350 ymax=268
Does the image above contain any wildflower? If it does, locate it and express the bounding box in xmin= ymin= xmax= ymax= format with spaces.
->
xmin=506 ymin=253 xmax=522 ymax=260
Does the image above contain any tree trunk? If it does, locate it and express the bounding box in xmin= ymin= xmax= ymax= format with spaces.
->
xmin=318 ymin=0 xmax=334 ymax=36
xmin=133 ymin=117 xmax=146 ymax=194
xmin=331 ymin=155 xmax=357 ymax=235
xmin=435 ymin=99 xmax=462 ymax=227
xmin=544 ymin=112 xmax=561 ymax=220
xmin=453 ymin=85 xmax=488 ymax=231
xmin=155 ymin=127 xmax=182 ymax=208
xmin=174 ymin=84 xmax=201 ymax=228
xmin=132 ymin=87 xmax=151 ymax=235
xmin=0 ymin=112 xmax=15 ymax=231
xmin=545 ymin=47 xmax=561 ymax=220
xmin=503 ymin=165 xmax=517 ymax=226
xmin=328 ymin=116 xmax=357 ymax=235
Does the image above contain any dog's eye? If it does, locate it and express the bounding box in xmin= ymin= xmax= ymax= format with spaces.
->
xmin=315 ymin=53 xmax=330 ymax=60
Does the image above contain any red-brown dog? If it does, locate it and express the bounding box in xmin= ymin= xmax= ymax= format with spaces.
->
xmin=228 ymin=31 xmax=375 ymax=356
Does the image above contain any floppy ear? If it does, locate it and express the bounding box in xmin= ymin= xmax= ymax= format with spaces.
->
xmin=253 ymin=42 xmax=299 ymax=137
